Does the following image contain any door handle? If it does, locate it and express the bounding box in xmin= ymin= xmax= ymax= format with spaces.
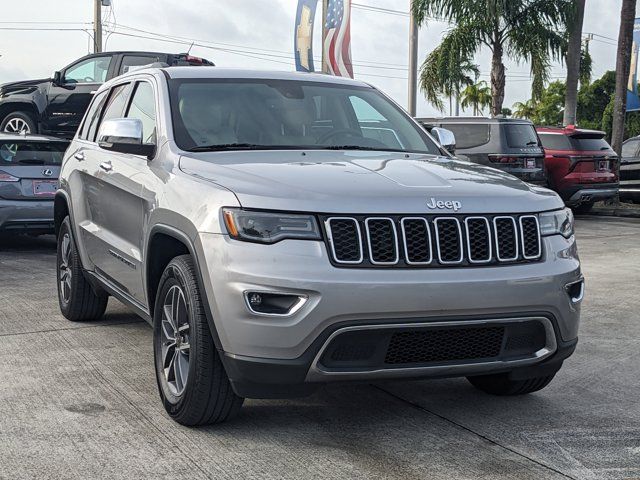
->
xmin=74 ymin=152 xmax=85 ymax=161
xmin=99 ymin=161 xmax=113 ymax=172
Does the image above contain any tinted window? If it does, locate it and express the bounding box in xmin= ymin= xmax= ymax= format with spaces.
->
xmin=120 ymin=55 xmax=162 ymax=75
xmin=64 ymin=56 xmax=110 ymax=84
xmin=0 ymin=141 xmax=69 ymax=165
xmin=622 ymin=139 xmax=640 ymax=157
xmin=538 ymin=133 xmax=572 ymax=150
xmin=168 ymin=79 xmax=440 ymax=154
xmin=100 ymin=84 xmax=131 ymax=124
xmin=125 ymin=82 xmax=157 ymax=144
xmin=440 ymin=123 xmax=490 ymax=149
xmin=79 ymin=90 xmax=108 ymax=141
xmin=572 ymin=137 xmax=612 ymax=151
xmin=504 ymin=124 xmax=539 ymax=148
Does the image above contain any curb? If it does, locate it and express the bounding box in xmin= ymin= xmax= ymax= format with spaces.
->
xmin=587 ymin=208 xmax=640 ymax=219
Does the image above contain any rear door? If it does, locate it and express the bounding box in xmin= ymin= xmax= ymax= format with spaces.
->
xmin=45 ymin=55 xmax=113 ymax=136
xmin=0 ymin=139 xmax=68 ymax=201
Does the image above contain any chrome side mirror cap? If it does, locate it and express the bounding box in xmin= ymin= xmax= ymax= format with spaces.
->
xmin=431 ymin=127 xmax=456 ymax=155
xmin=97 ymin=118 xmax=155 ymax=159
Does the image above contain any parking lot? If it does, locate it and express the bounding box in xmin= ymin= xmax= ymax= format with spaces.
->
xmin=0 ymin=216 xmax=637 ymax=480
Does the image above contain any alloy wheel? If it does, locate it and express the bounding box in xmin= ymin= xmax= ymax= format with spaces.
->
xmin=4 ymin=117 xmax=31 ymax=134
xmin=161 ymin=285 xmax=191 ymax=397
xmin=59 ymin=233 xmax=72 ymax=303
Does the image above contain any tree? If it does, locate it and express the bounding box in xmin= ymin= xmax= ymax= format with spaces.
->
xmin=412 ymin=0 xmax=572 ymax=116
xmin=563 ymin=0 xmax=586 ymax=126
xmin=419 ymin=45 xmax=479 ymax=113
xmin=512 ymin=99 xmax=537 ymax=119
xmin=580 ymin=45 xmax=593 ymax=86
xmin=611 ymin=0 xmax=637 ymax=158
xmin=460 ymin=81 xmax=492 ymax=115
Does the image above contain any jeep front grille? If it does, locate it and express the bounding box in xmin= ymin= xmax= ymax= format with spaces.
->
xmin=323 ymin=214 xmax=542 ymax=268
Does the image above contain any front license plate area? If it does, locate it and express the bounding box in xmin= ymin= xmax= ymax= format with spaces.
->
xmin=33 ymin=180 xmax=58 ymax=196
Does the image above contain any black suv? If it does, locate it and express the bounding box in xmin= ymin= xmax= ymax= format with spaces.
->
xmin=0 ymin=51 xmax=214 ymax=138
xmin=417 ymin=117 xmax=546 ymax=185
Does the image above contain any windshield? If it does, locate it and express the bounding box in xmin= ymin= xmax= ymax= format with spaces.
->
xmin=0 ymin=141 xmax=69 ymax=165
xmin=169 ymin=79 xmax=441 ymax=154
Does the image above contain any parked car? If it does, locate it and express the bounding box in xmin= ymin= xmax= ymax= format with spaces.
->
xmin=0 ymin=133 xmax=69 ymax=234
xmin=416 ymin=117 xmax=546 ymax=185
xmin=0 ymin=51 xmax=214 ymax=138
xmin=537 ymin=126 xmax=618 ymax=214
xmin=55 ymin=67 xmax=582 ymax=426
xmin=620 ymin=136 xmax=640 ymax=202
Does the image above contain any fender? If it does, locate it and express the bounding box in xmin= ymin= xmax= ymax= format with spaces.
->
xmin=0 ymin=81 xmax=49 ymax=121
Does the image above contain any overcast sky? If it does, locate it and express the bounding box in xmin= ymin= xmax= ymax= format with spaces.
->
xmin=0 ymin=0 xmax=635 ymax=116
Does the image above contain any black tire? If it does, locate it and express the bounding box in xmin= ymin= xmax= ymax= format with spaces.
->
xmin=571 ymin=202 xmax=594 ymax=215
xmin=153 ymin=255 xmax=244 ymax=426
xmin=0 ymin=111 xmax=37 ymax=134
xmin=467 ymin=372 xmax=556 ymax=396
xmin=56 ymin=217 xmax=108 ymax=321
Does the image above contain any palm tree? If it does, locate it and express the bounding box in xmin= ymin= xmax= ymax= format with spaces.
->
xmin=563 ymin=0 xmax=586 ymax=126
xmin=460 ymin=81 xmax=492 ymax=115
xmin=512 ymin=99 xmax=538 ymax=119
xmin=412 ymin=0 xmax=573 ymax=116
xmin=419 ymin=45 xmax=479 ymax=114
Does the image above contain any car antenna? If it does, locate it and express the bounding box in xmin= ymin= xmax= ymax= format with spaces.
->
xmin=186 ymin=42 xmax=195 ymax=55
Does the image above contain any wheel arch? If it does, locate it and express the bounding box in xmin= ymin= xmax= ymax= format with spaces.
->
xmin=0 ymin=101 xmax=40 ymax=127
xmin=54 ymin=191 xmax=71 ymax=236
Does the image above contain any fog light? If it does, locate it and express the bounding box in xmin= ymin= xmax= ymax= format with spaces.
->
xmin=244 ymin=291 xmax=307 ymax=316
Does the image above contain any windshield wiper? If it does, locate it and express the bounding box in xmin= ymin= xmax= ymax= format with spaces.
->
xmin=321 ymin=145 xmax=386 ymax=151
xmin=187 ymin=143 xmax=284 ymax=152
xmin=525 ymin=141 xmax=539 ymax=146
xmin=17 ymin=159 xmax=45 ymax=165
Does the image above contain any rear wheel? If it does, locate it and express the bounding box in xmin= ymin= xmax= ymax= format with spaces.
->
xmin=467 ymin=372 xmax=556 ymax=396
xmin=571 ymin=201 xmax=594 ymax=215
xmin=153 ymin=255 xmax=244 ymax=426
xmin=1 ymin=111 xmax=37 ymax=134
xmin=57 ymin=217 xmax=108 ymax=321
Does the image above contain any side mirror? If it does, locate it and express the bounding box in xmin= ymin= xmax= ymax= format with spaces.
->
xmin=53 ymin=71 xmax=62 ymax=85
xmin=97 ymin=118 xmax=155 ymax=159
xmin=431 ymin=127 xmax=456 ymax=155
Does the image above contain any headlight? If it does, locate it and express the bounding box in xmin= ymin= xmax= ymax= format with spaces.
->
xmin=539 ymin=208 xmax=574 ymax=238
xmin=222 ymin=208 xmax=321 ymax=244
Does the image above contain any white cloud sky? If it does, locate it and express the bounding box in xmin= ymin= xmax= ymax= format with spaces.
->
xmin=0 ymin=0 xmax=633 ymax=116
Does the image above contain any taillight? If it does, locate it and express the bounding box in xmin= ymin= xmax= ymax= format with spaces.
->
xmin=185 ymin=55 xmax=204 ymax=65
xmin=0 ymin=171 xmax=19 ymax=182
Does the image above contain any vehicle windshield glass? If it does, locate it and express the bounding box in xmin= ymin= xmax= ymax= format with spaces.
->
xmin=504 ymin=124 xmax=540 ymax=148
xmin=0 ymin=141 xmax=69 ymax=165
xmin=169 ymin=79 xmax=441 ymax=154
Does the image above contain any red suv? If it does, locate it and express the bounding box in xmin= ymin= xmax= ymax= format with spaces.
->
xmin=536 ymin=126 xmax=618 ymax=214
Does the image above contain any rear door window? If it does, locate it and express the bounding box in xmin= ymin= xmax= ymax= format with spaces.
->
xmin=0 ymin=141 xmax=69 ymax=165
xmin=504 ymin=124 xmax=539 ymax=148
xmin=440 ymin=123 xmax=490 ymax=149
xmin=119 ymin=55 xmax=162 ymax=75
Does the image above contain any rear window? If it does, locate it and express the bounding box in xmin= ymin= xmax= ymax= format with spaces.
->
xmin=571 ymin=136 xmax=612 ymax=151
xmin=538 ymin=133 xmax=572 ymax=150
xmin=504 ymin=124 xmax=539 ymax=148
xmin=0 ymin=141 xmax=69 ymax=165
xmin=539 ymin=133 xmax=612 ymax=152
xmin=439 ymin=123 xmax=490 ymax=149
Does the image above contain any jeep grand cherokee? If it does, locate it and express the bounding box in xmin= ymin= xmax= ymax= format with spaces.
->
xmin=55 ymin=67 xmax=583 ymax=426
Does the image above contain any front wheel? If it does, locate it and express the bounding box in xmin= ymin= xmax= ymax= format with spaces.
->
xmin=1 ymin=111 xmax=37 ymax=134
xmin=153 ymin=255 xmax=244 ymax=426
xmin=467 ymin=372 xmax=556 ymax=396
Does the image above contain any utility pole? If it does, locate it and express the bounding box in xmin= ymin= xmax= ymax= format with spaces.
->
xmin=94 ymin=0 xmax=102 ymax=53
xmin=408 ymin=3 xmax=418 ymax=116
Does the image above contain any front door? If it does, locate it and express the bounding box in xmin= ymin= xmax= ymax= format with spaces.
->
xmin=45 ymin=55 xmax=112 ymax=136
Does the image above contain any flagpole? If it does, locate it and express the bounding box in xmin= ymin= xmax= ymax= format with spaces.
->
xmin=408 ymin=2 xmax=418 ymax=116
xmin=322 ymin=0 xmax=329 ymax=73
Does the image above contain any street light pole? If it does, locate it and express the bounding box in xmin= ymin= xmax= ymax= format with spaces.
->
xmin=408 ymin=3 xmax=418 ymax=116
xmin=94 ymin=0 xmax=102 ymax=53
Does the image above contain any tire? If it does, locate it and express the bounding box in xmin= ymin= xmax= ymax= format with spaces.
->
xmin=153 ymin=255 xmax=244 ymax=426
xmin=467 ymin=372 xmax=556 ymax=396
xmin=57 ymin=217 xmax=108 ymax=321
xmin=0 ymin=111 xmax=37 ymax=134
xmin=571 ymin=201 xmax=594 ymax=215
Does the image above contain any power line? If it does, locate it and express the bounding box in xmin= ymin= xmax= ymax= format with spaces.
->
xmin=352 ymin=3 xmax=409 ymax=17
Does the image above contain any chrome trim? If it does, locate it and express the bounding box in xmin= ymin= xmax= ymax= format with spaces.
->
xmin=243 ymin=290 xmax=308 ymax=317
xmin=365 ymin=217 xmax=399 ymax=265
xmin=493 ymin=216 xmax=519 ymax=262
xmin=324 ymin=217 xmax=364 ymax=264
xmin=305 ymin=316 xmax=557 ymax=382
xmin=519 ymin=215 xmax=542 ymax=260
xmin=433 ymin=217 xmax=463 ymax=264
xmin=400 ymin=217 xmax=432 ymax=265
xmin=464 ymin=216 xmax=492 ymax=264
xmin=565 ymin=278 xmax=585 ymax=304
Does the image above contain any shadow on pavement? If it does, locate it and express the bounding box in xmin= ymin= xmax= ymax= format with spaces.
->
xmin=0 ymin=233 xmax=56 ymax=252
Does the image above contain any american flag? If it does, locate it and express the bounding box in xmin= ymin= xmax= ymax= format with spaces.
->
xmin=324 ymin=0 xmax=354 ymax=78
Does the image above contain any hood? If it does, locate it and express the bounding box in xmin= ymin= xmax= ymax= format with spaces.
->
xmin=0 ymin=78 xmax=50 ymax=95
xmin=179 ymin=150 xmax=563 ymax=214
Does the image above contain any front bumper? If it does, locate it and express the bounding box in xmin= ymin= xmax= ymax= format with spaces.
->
xmin=196 ymin=233 xmax=582 ymax=398
xmin=0 ymin=198 xmax=54 ymax=233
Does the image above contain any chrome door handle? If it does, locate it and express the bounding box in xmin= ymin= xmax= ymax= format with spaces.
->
xmin=99 ymin=161 xmax=113 ymax=172
xmin=74 ymin=152 xmax=85 ymax=161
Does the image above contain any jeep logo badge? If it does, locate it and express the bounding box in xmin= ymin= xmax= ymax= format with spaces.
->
xmin=426 ymin=197 xmax=462 ymax=212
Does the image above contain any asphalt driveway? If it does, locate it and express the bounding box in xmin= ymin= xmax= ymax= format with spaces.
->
xmin=0 ymin=217 xmax=638 ymax=480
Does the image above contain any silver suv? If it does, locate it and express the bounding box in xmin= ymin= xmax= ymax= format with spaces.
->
xmin=55 ymin=67 xmax=583 ymax=426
